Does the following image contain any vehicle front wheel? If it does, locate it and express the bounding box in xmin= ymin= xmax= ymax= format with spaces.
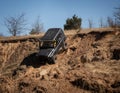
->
xmin=48 ymin=56 xmax=56 ymax=64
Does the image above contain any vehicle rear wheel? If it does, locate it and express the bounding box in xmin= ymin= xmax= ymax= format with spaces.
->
xmin=62 ymin=42 xmax=67 ymax=50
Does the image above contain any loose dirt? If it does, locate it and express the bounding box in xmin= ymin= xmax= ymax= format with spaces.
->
xmin=0 ymin=28 xmax=120 ymax=93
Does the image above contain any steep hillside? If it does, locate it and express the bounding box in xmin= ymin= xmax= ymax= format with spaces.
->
xmin=0 ymin=28 xmax=120 ymax=93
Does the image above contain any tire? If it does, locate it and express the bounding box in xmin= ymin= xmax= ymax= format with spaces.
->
xmin=62 ymin=42 xmax=67 ymax=50
xmin=49 ymin=56 xmax=56 ymax=64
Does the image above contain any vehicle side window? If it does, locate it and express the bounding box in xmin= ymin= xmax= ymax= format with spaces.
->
xmin=56 ymin=33 xmax=62 ymax=44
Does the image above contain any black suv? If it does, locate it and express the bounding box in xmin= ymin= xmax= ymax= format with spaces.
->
xmin=37 ymin=28 xmax=67 ymax=64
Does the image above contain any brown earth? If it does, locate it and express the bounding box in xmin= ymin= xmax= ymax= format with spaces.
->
xmin=0 ymin=28 xmax=120 ymax=93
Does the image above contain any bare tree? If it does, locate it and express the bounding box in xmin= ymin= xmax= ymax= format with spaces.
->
xmin=30 ymin=16 xmax=44 ymax=34
xmin=99 ymin=17 xmax=104 ymax=28
xmin=114 ymin=7 xmax=120 ymax=27
xmin=107 ymin=17 xmax=115 ymax=28
xmin=0 ymin=33 xmax=3 ymax=36
xmin=4 ymin=13 xmax=26 ymax=36
xmin=88 ymin=19 xmax=93 ymax=28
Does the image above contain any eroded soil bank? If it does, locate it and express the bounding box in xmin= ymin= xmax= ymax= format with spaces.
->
xmin=0 ymin=29 xmax=120 ymax=93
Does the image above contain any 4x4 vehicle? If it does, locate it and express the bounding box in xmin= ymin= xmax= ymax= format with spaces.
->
xmin=37 ymin=28 xmax=67 ymax=64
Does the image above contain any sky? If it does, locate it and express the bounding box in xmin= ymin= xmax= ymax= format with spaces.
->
xmin=0 ymin=0 xmax=120 ymax=36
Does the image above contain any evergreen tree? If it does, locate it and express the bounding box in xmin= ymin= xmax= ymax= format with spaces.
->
xmin=64 ymin=15 xmax=82 ymax=30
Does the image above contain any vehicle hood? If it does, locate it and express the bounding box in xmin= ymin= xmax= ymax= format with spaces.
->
xmin=37 ymin=48 xmax=54 ymax=57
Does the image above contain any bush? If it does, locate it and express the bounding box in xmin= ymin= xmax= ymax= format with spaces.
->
xmin=64 ymin=15 xmax=82 ymax=30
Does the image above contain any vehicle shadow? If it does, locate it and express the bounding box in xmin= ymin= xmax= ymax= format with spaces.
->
xmin=20 ymin=53 xmax=46 ymax=68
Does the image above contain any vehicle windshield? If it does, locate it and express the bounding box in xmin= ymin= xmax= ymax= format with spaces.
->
xmin=40 ymin=40 xmax=56 ymax=49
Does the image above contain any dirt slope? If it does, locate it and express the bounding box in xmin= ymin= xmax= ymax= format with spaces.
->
xmin=0 ymin=28 xmax=120 ymax=93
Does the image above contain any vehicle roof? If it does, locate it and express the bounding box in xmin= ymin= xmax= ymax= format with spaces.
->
xmin=41 ymin=28 xmax=63 ymax=40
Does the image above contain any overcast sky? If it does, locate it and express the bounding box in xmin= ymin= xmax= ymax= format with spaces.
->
xmin=0 ymin=0 xmax=119 ymax=36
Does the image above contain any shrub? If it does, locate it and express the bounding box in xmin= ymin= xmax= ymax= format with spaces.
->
xmin=64 ymin=15 xmax=82 ymax=30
